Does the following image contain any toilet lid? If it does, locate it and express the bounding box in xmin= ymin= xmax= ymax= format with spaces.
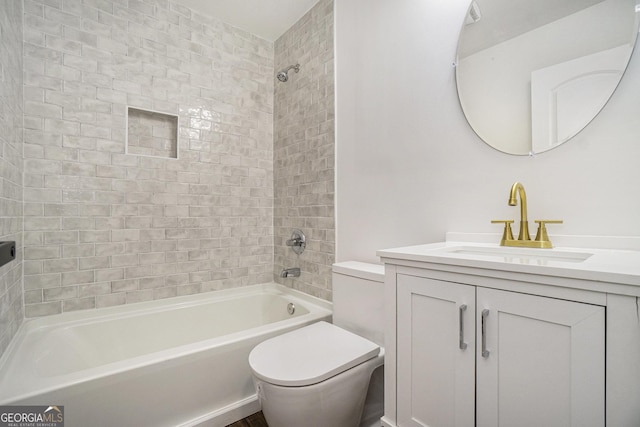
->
xmin=248 ymin=321 xmax=380 ymax=387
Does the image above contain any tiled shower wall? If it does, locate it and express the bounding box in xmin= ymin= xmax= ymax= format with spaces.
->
xmin=22 ymin=0 xmax=274 ymax=317
xmin=0 ymin=0 xmax=24 ymax=355
xmin=273 ymin=0 xmax=335 ymax=300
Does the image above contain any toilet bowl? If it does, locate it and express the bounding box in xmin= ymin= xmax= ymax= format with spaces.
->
xmin=249 ymin=321 xmax=384 ymax=427
xmin=248 ymin=261 xmax=385 ymax=427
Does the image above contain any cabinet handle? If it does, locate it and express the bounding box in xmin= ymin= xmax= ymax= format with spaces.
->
xmin=481 ymin=309 xmax=490 ymax=358
xmin=459 ymin=304 xmax=468 ymax=350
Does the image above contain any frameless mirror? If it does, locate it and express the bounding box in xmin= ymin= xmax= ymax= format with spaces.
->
xmin=455 ymin=0 xmax=640 ymax=155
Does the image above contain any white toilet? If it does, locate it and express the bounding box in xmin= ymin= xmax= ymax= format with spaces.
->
xmin=248 ymin=261 xmax=385 ymax=427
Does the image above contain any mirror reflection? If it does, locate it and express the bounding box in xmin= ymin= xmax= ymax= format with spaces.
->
xmin=456 ymin=0 xmax=640 ymax=155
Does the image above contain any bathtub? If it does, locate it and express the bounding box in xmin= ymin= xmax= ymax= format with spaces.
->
xmin=0 ymin=283 xmax=332 ymax=427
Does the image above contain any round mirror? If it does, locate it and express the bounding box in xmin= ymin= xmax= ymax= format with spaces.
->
xmin=455 ymin=0 xmax=640 ymax=155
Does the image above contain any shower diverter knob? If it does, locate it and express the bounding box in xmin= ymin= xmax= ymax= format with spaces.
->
xmin=285 ymin=229 xmax=306 ymax=255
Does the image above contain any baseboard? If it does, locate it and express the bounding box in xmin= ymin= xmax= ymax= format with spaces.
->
xmin=380 ymin=415 xmax=396 ymax=427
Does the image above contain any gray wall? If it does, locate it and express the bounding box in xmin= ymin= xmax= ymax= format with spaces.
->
xmin=0 ymin=0 xmax=24 ymax=356
xmin=22 ymin=0 xmax=275 ymax=317
xmin=274 ymin=0 xmax=335 ymax=300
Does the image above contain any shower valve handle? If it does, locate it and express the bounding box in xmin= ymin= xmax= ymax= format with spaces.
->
xmin=286 ymin=238 xmax=303 ymax=246
xmin=286 ymin=230 xmax=306 ymax=255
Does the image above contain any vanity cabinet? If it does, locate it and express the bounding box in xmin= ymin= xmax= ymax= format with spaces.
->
xmin=397 ymin=274 xmax=604 ymax=427
xmin=379 ymin=241 xmax=640 ymax=427
xmin=396 ymin=275 xmax=475 ymax=427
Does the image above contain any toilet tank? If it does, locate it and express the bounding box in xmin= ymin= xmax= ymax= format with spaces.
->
xmin=332 ymin=261 xmax=385 ymax=347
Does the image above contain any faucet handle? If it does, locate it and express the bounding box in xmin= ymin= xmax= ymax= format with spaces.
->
xmin=491 ymin=220 xmax=515 ymax=245
xmin=534 ymin=220 xmax=563 ymax=245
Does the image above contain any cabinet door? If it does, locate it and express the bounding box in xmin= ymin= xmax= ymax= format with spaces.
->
xmin=397 ymin=275 xmax=475 ymax=427
xmin=476 ymin=288 xmax=605 ymax=427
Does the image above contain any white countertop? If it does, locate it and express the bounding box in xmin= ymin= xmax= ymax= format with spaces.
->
xmin=377 ymin=239 xmax=640 ymax=287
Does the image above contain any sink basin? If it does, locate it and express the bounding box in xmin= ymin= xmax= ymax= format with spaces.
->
xmin=444 ymin=245 xmax=593 ymax=264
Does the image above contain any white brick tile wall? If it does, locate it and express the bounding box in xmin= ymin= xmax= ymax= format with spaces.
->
xmin=274 ymin=0 xmax=334 ymax=300
xmin=23 ymin=0 xmax=275 ymax=317
xmin=0 ymin=0 xmax=23 ymax=357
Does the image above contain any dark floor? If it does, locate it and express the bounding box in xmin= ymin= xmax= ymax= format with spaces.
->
xmin=226 ymin=411 xmax=269 ymax=427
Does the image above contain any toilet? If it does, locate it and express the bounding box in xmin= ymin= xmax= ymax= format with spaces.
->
xmin=248 ymin=261 xmax=385 ymax=427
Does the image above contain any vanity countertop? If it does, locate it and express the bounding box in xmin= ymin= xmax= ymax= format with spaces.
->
xmin=377 ymin=240 xmax=640 ymax=291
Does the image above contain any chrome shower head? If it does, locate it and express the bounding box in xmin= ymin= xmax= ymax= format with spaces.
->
xmin=277 ymin=64 xmax=300 ymax=82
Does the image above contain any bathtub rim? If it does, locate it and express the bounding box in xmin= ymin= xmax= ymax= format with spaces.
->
xmin=15 ymin=282 xmax=331 ymax=331
xmin=0 ymin=283 xmax=332 ymax=405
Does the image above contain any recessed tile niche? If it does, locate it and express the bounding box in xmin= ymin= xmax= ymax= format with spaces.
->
xmin=126 ymin=107 xmax=178 ymax=159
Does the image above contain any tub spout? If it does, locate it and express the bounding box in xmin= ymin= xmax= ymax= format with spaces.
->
xmin=280 ymin=268 xmax=300 ymax=278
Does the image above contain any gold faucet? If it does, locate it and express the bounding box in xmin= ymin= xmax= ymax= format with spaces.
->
xmin=492 ymin=181 xmax=563 ymax=248
xmin=509 ymin=182 xmax=531 ymax=241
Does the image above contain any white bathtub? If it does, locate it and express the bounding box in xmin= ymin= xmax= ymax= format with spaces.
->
xmin=0 ymin=283 xmax=332 ymax=427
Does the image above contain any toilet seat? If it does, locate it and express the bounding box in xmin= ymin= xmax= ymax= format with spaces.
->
xmin=249 ymin=321 xmax=380 ymax=387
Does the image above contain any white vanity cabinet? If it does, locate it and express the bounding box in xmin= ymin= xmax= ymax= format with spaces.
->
xmin=397 ymin=273 xmax=604 ymax=427
xmin=379 ymin=241 xmax=640 ymax=427
xmin=396 ymin=275 xmax=475 ymax=427
xmin=475 ymin=286 xmax=604 ymax=427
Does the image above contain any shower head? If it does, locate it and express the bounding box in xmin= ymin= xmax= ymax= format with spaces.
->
xmin=277 ymin=64 xmax=300 ymax=82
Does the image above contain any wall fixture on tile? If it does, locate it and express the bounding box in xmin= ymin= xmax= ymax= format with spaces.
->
xmin=126 ymin=107 xmax=179 ymax=159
